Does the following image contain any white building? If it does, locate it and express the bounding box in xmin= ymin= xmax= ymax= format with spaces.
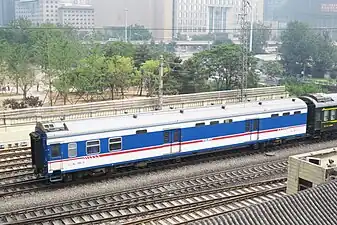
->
xmin=15 ymin=0 xmax=94 ymax=30
xmin=58 ymin=4 xmax=94 ymax=30
xmin=172 ymin=0 xmax=264 ymax=38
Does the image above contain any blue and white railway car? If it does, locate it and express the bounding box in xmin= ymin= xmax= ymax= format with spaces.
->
xmin=30 ymin=98 xmax=308 ymax=182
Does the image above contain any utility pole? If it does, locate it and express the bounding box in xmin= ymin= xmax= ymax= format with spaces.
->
xmin=124 ymin=8 xmax=128 ymax=42
xmin=158 ymin=55 xmax=164 ymax=110
xmin=239 ymin=0 xmax=250 ymax=102
xmin=249 ymin=1 xmax=254 ymax=52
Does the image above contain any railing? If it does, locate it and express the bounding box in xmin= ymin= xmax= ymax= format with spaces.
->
xmin=0 ymin=86 xmax=287 ymax=127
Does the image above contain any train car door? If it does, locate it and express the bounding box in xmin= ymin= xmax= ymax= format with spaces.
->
xmin=50 ymin=144 xmax=63 ymax=172
xmin=164 ymin=129 xmax=182 ymax=154
xmin=245 ymin=119 xmax=260 ymax=141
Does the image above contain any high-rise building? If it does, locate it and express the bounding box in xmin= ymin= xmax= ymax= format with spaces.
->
xmin=92 ymin=0 xmax=264 ymax=40
xmin=92 ymin=0 xmax=173 ymax=41
xmin=172 ymin=0 xmax=264 ymax=38
xmin=0 ymin=0 xmax=15 ymax=26
xmin=15 ymin=0 xmax=94 ymax=29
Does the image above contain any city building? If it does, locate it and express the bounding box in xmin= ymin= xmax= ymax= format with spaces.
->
xmin=58 ymin=4 xmax=95 ymax=30
xmin=93 ymin=0 xmax=264 ymax=41
xmin=14 ymin=0 xmax=94 ymax=30
xmin=0 ymin=0 xmax=15 ymax=26
xmin=92 ymin=0 xmax=173 ymax=41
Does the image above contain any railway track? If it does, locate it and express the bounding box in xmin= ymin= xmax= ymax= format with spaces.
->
xmin=0 ymin=160 xmax=287 ymax=224
xmin=121 ymin=182 xmax=286 ymax=225
xmin=0 ymin=147 xmax=30 ymax=158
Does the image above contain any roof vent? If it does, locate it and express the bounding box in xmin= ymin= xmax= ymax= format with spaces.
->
xmin=258 ymin=102 xmax=262 ymax=105
xmin=292 ymin=99 xmax=296 ymax=102
xmin=210 ymin=103 xmax=214 ymax=105
xmin=133 ymin=114 xmax=137 ymax=119
xmin=180 ymin=109 xmax=184 ymax=114
xmin=124 ymin=111 xmax=128 ymax=114
xmin=221 ymin=105 xmax=226 ymax=109
xmin=42 ymin=122 xmax=68 ymax=132
xmin=247 ymin=99 xmax=251 ymax=102
xmin=170 ymin=106 xmax=174 ymax=109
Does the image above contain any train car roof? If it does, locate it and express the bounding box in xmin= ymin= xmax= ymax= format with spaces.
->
xmin=39 ymin=97 xmax=307 ymax=139
xmin=300 ymin=93 xmax=337 ymax=108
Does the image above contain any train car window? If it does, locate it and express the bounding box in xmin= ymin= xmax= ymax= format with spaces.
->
xmin=210 ymin=121 xmax=219 ymax=125
xmin=224 ymin=119 xmax=233 ymax=123
xmin=51 ymin=144 xmax=61 ymax=158
xmin=324 ymin=111 xmax=330 ymax=121
xmin=86 ymin=140 xmax=100 ymax=154
xmin=164 ymin=131 xmax=170 ymax=143
xmin=109 ymin=138 xmax=122 ymax=151
xmin=283 ymin=112 xmax=290 ymax=116
xmin=68 ymin=143 xmax=77 ymax=158
xmin=195 ymin=122 xmax=205 ymax=126
xmin=136 ymin=129 xmax=147 ymax=134
xmin=294 ymin=111 xmax=301 ymax=115
xmin=271 ymin=114 xmax=279 ymax=118
xmin=331 ymin=110 xmax=336 ymax=121
xmin=253 ymin=119 xmax=259 ymax=130
xmin=173 ymin=130 xmax=181 ymax=142
xmin=245 ymin=121 xmax=251 ymax=132
xmin=316 ymin=112 xmax=321 ymax=121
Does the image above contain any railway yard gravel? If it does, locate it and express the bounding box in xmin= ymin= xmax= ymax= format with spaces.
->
xmin=2 ymin=139 xmax=337 ymax=213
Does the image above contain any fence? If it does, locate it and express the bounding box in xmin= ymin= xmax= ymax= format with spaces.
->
xmin=0 ymin=86 xmax=287 ymax=128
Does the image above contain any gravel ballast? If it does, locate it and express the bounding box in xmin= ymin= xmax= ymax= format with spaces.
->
xmin=1 ymin=139 xmax=337 ymax=212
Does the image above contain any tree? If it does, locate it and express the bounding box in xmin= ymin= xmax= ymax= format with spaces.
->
xmin=104 ymin=41 xmax=135 ymax=58
xmin=191 ymin=44 xmax=258 ymax=91
xmin=75 ymin=48 xmax=107 ymax=101
xmin=279 ymin=21 xmax=313 ymax=75
xmin=105 ymin=56 xmax=135 ymax=99
xmin=47 ymin=29 xmax=84 ymax=105
xmin=251 ymin=22 xmax=271 ymax=54
xmin=179 ymin=57 xmax=210 ymax=94
xmin=0 ymin=20 xmax=36 ymax=98
xmin=280 ymin=21 xmax=337 ymax=78
xmin=128 ymin=24 xmax=152 ymax=41
xmin=104 ymin=24 xmax=152 ymax=41
xmin=262 ymin=61 xmax=285 ymax=78
xmin=310 ymin=31 xmax=337 ymax=77
xmin=140 ymin=59 xmax=169 ymax=97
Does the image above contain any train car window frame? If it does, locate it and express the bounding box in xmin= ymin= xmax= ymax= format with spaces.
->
xmin=294 ymin=111 xmax=301 ymax=115
xmin=51 ymin=144 xmax=61 ymax=158
xmin=136 ymin=129 xmax=147 ymax=134
xmin=315 ymin=111 xmax=321 ymax=121
xmin=283 ymin=112 xmax=290 ymax=116
xmin=164 ymin=131 xmax=170 ymax=143
xmin=68 ymin=143 xmax=77 ymax=158
xmin=331 ymin=110 xmax=336 ymax=121
xmin=86 ymin=140 xmax=100 ymax=155
xmin=210 ymin=121 xmax=219 ymax=125
xmin=245 ymin=121 xmax=251 ymax=132
xmin=271 ymin=113 xmax=279 ymax=118
xmin=224 ymin=119 xmax=233 ymax=123
xmin=323 ymin=110 xmax=330 ymax=121
xmin=109 ymin=137 xmax=122 ymax=152
xmin=195 ymin=122 xmax=205 ymax=127
xmin=173 ymin=130 xmax=181 ymax=142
